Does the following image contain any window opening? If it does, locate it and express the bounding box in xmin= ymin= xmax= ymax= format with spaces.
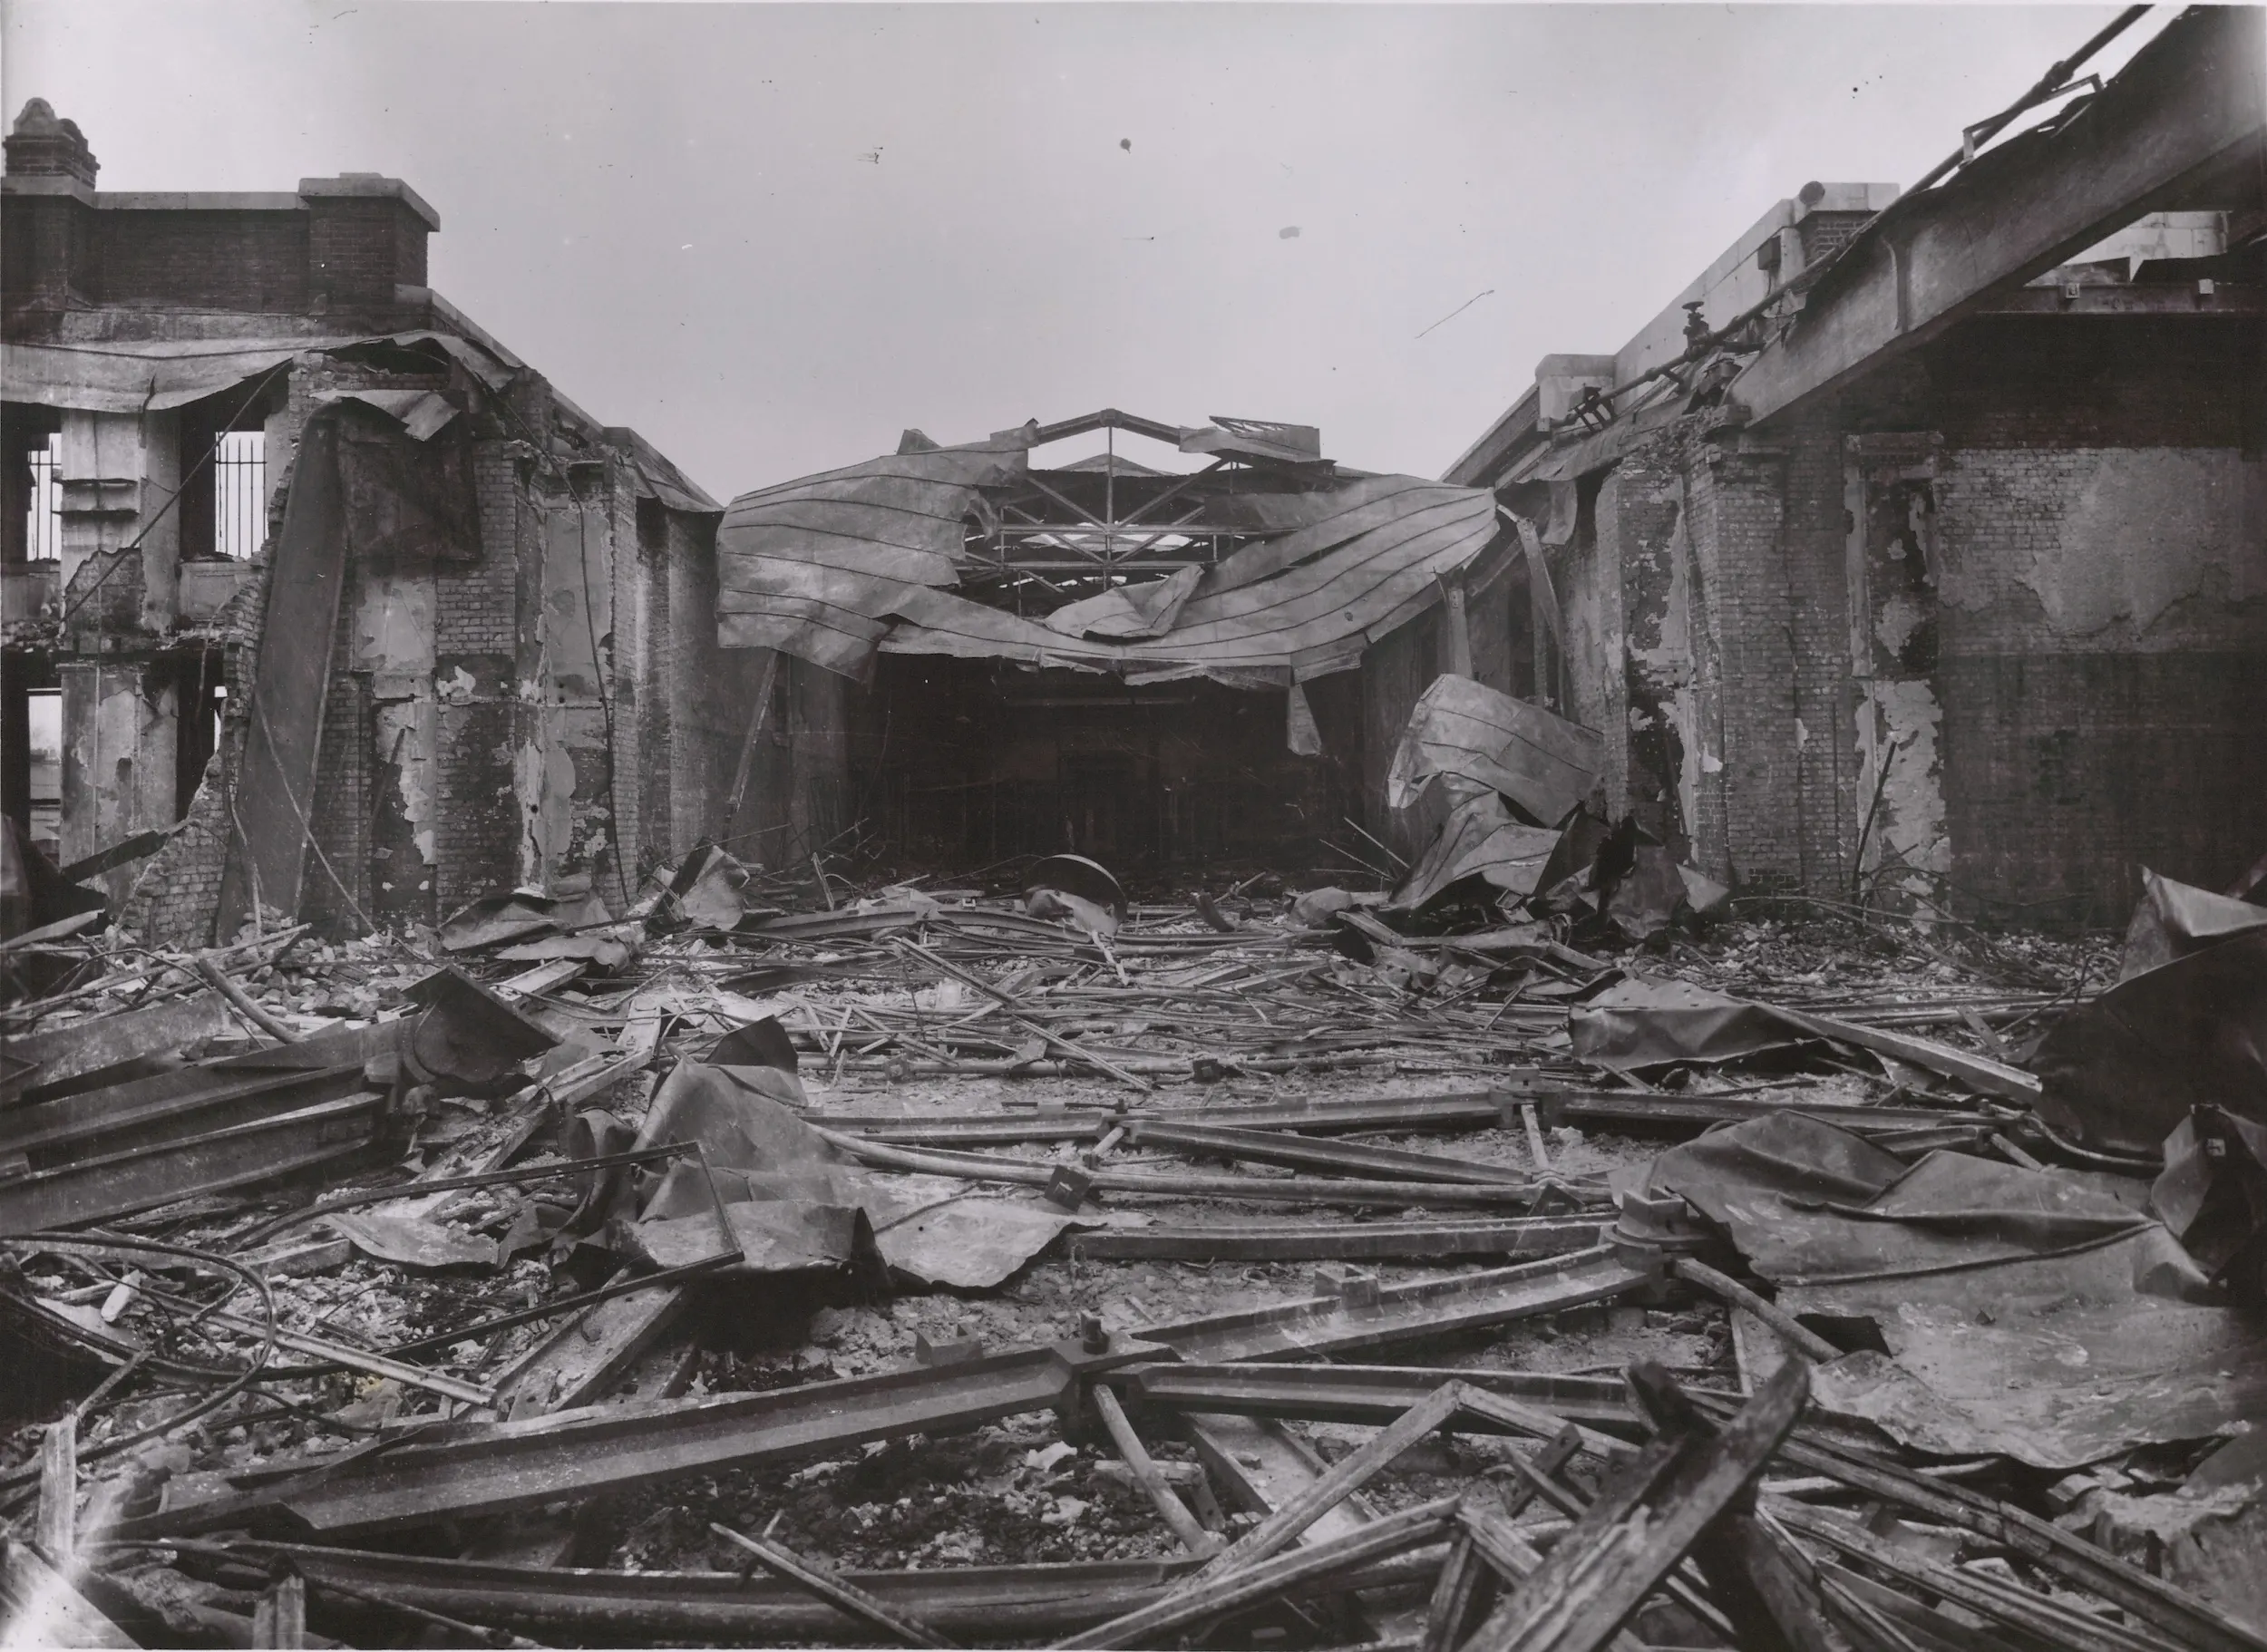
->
xmin=24 ymin=433 xmax=60 ymax=561
xmin=212 ymin=431 xmax=264 ymax=559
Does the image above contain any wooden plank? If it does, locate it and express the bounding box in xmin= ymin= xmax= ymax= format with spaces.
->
xmin=1190 ymin=1382 xmax=1464 ymax=1582
xmin=38 ymin=1420 xmax=76 ymax=1569
xmin=1464 ymin=1358 xmax=1810 ymax=1652
xmin=1184 ymin=1413 xmax=1425 ymax=1643
xmin=1768 ymin=1005 xmax=2040 ymax=1103
xmin=1729 ymin=6 xmax=2266 ymax=427
xmin=712 ymin=1522 xmax=956 ymax=1650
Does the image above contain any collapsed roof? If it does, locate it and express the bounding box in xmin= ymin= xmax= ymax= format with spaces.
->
xmin=715 ymin=409 xmax=1505 ymax=685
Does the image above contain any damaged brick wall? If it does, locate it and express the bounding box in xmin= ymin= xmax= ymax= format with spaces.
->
xmin=1530 ymin=309 xmax=2263 ymax=924
xmin=432 ymin=438 xmax=529 ymax=912
xmin=1924 ymin=319 xmax=2267 ymax=922
xmin=1596 ymin=442 xmax=1688 ymax=858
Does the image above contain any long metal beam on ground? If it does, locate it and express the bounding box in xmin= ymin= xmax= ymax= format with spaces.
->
xmin=162 ymin=1540 xmax=1207 ymax=1645
xmin=822 ymin=1087 xmax=1991 ymax=1150
xmin=1125 ymin=1120 xmax=1532 ymax=1186
xmin=1134 ymin=1246 xmax=1650 ymax=1365
xmin=128 ymin=1338 xmax=1151 ymax=1540
xmin=131 ymin=1249 xmax=1649 ymax=1542
xmin=0 ymin=1093 xmax=386 ymax=1234
xmin=1066 ymin=1215 xmax=1605 ymax=1264
xmin=1118 ymin=1364 xmax=1637 ymax=1447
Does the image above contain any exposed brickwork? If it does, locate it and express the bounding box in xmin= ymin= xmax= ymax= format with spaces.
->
xmin=1941 ymin=652 xmax=2267 ymax=925
xmin=303 ymin=612 xmax=372 ymax=937
xmin=1532 ymin=304 xmax=2262 ymax=920
xmin=431 ymin=440 xmax=530 ymax=911
xmin=97 ymin=209 xmax=310 ymax=311
xmin=61 ymin=547 xmax=143 ymax=637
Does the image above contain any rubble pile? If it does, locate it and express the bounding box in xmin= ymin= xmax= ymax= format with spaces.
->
xmin=3 ymin=801 xmax=2265 ymax=1648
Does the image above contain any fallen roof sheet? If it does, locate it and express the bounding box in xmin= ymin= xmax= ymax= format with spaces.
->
xmin=715 ymin=430 xmax=1501 ymax=683
xmin=0 ymin=329 xmax=516 ymax=412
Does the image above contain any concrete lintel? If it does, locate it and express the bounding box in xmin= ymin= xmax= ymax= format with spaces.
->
xmin=0 ymin=174 xmax=94 ymax=204
xmin=298 ymin=173 xmax=440 ymax=231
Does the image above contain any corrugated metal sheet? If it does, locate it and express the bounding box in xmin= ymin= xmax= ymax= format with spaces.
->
xmin=715 ymin=437 xmax=1502 ymax=685
xmin=0 ymin=330 xmax=514 ymax=413
xmin=715 ymin=437 xmax=1030 ymax=678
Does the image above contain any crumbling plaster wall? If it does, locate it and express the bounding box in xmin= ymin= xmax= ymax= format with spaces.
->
xmin=1844 ymin=436 xmax=1951 ymax=917
xmin=1918 ymin=316 xmax=2267 ymax=922
xmin=1591 ymin=453 xmax=1691 ymax=856
xmin=1552 ymin=505 xmax=1627 ymax=821
xmin=56 ymin=660 xmax=175 ymax=901
xmin=1931 ymin=442 xmax=2267 ymax=921
xmin=525 ymin=466 xmax=629 ymax=904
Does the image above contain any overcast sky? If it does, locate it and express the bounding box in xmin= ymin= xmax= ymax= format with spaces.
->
xmin=5 ymin=2 xmax=2159 ymax=497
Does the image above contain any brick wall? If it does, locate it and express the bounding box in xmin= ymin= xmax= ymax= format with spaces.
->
xmin=1672 ymin=419 xmax=1856 ymax=891
xmin=1941 ymin=653 xmax=2267 ymax=924
xmin=303 ymin=621 xmax=371 ymax=936
xmin=665 ymin=506 xmax=724 ymax=851
xmin=430 ymin=439 xmax=530 ymax=911
xmin=96 ymin=209 xmax=310 ymax=311
xmin=1922 ymin=313 xmax=2267 ymax=918
xmin=1777 ymin=419 xmax=1861 ymax=886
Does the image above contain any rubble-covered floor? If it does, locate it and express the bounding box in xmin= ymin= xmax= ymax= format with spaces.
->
xmin=4 ymin=845 xmax=2266 ymax=1652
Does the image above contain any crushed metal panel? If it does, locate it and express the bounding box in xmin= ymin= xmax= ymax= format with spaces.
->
xmin=1392 ymin=792 xmax=1561 ymax=912
xmin=724 ymin=427 xmax=1501 ymax=682
xmin=2117 ymin=868 xmax=2267 ymax=982
xmin=1386 ymin=675 xmax=1603 ymax=830
xmin=2033 ymin=929 xmax=2267 ymax=1155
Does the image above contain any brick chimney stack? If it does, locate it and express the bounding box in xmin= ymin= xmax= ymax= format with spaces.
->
xmin=4 ymin=99 xmax=97 ymax=184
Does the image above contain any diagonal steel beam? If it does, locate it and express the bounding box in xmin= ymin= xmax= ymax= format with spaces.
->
xmin=1729 ymin=5 xmax=2266 ymax=428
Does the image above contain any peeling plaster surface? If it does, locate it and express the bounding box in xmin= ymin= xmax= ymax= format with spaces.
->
xmin=516 ymin=735 xmax=578 ymax=885
xmin=1632 ymin=506 xmax=1708 ymax=843
xmin=59 ymin=665 xmax=176 ymax=901
xmin=1874 ymin=592 xmax=1929 ymax=657
xmin=1862 ymin=679 xmax=1949 ymax=903
xmin=352 ymin=575 xmax=437 ymax=675
xmin=353 ymin=566 xmax=439 ymax=870
xmin=375 ymin=698 xmax=439 ymax=867
xmin=1942 ymin=449 xmax=2267 ymax=636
